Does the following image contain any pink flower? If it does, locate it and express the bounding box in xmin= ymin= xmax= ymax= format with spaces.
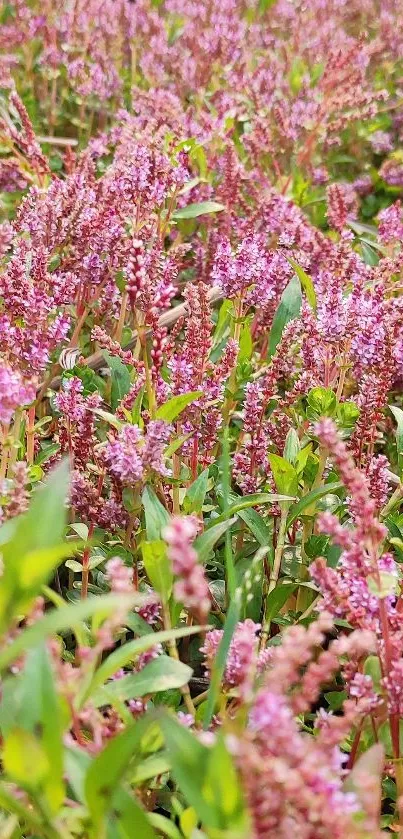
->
xmin=201 ymin=619 xmax=260 ymax=699
xmin=163 ymin=516 xmax=210 ymax=623
xmin=0 ymin=364 xmax=35 ymax=424
xmin=105 ymin=421 xmax=171 ymax=485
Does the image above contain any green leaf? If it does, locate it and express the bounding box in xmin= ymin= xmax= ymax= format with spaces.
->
xmin=283 ymin=428 xmax=300 ymax=464
xmin=111 ymin=785 xmax=157 ymax=839
xmin=164 ymin=433 xmax=193 ymax=458
xmin=19 ymin=541 xmax=80 ymax=589
xmin=131 ymin=753 xmax=171 ymax=785
xmin=324 ymin=690 xmax=347 ymax=711
xmin=203 ymin=592 xmax=241 ymax=728
xmin=92 ymin=408 xmax=123 ymax=430
xmin=368 ymin=571 xmax=398 ymax=599
xmin=156 ymin=391 xmax=203 ymax=422
xmin=268 ymin=454 xmax=299 ymax=496
xmin=85 ymin=717 xmax=151 ymax=828
xmin=172 ymin=201 xmax=225 ymax=220
xmin=390 ymin=406 xmax=403 ymax=472
xmin=82 ymin=625 xmax=203 ymax=702
xmin=65 ymin=746 xmax=92 ymax=804
xmin=212 ymin=492 xmax=292 ymax=527
xmin=268 ymin=275 xmax=302 ymax=356
xmin=236 ymin=551 xmax=265 ymax=621
xmin=1 ymin=458 xmax=69 ymax=559
xmin=93 ymin=656 xmax=192 ymax=706
xmin=0 ymin=460 xmax=70 ymax=626
xmin=238 ymin=318 xmax=253 ymax=362
xmin=131 ymin=385 xmax=145 ymax=425
xmin=364 ymin=655 xmax=382 ymax=691
xmin=285 ymin=257 xmax=317 ymax=309
xmin=142 ymin=540 xmax=173 ymax=601
xmin=103 ymin=352 xmax=131 ymax=412
xmin=213 ymin=299 xmax=232 ymax=346
xmin=160 ymin=715 xmax=219 ymax=826
xmin=183 ymin=469 xmax=209 ymax=514
xmin=286 ymin=481 xmax=343 ymax=527
xmin=34 ymin=442 xmax=60 ymax=466
xmin=3 ymin=729 xmax=49 ymax=788
xmin=18 ymin=645 xmax=65 ymax=811
xmin=0 ymin=594 xmax=138 ymax=673
xmin=142 ymin=486 xmax=170 ymax=540
xmin=148 ymin=812 xmax=182 ymax=839
xmin=307 ymin=386 xmax=337 ymax=419
xmin=194 ymin=517 xmax=236 ymax=562
xmin=348 ymin=220 xmax=377 ymax=236
xmin=336 ymin=401 xmax=360 ymax=428
xmin=264 ymin=582 xmax=297 ymax=624
xmin=203 ymin=734 xmax=245 ymax=825
xmin=360 ymin=240 xmax=379 ymax=266
xmin=238 ymin=508 xmax=271 ymax=546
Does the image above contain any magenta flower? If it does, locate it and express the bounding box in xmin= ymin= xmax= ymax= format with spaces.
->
xmin=163 ymin=516 xmax=210 ymax=623
xmin=0 ymin=364 xmax=35 ymax=425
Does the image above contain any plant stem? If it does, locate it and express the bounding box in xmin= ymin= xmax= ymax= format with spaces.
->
xmin=381 ymin=483 xmax=403 ymax=519
xmin=222 ymin=429 xmax=236 ymax=601
xmin=268 ymin=504 xmax=288 ymax=595
xmin=81 ymin=521 xmax=94 ymax=599
xmin=162 ymin=603 xmax=196 ymax=716
xmin=0 ymin=422 xmax=10 ymax=482
xmin=140 ymin=326 xmax=155 ymax=418
xmin=115 ymin=290 xmax=128 ymax=343
xmin=221 ymin=296 xmax=243 ymax=428
xmin=26 ymin=404 xmax=36 ymax=465
xmin=260 ymin=503 xmax=289 ymax=648
xmin=7 ymin=408 xmax=22 ymax=476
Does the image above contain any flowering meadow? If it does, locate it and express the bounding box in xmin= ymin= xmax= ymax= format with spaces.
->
xmin=3 ymin=1 xmax=403 ymax=837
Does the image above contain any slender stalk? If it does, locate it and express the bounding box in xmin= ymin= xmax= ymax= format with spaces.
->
xmin=260 ymin=503 xmax=289 ymax=648
xmin=114 ymin=290 xmax=128 ymax=343
xmin=222 ymin=429 xmax=236 ymax=601
xmin=81 ymin=522 xmax=94 ymax=600
xmin=26 ymin=404 xmax=36 ymax=465
xmin=139 ymin=326 xmax=156 ymax=418
xmin=162 ymin=602 xmax=196 ymax=716
xmin=381 ymin=483 xmax=403 ymax=519
xmin=7 ymin=408 xmax=23 ymax=476
xmin=347 ymin=720 xmax=364 ymax=769
xmin=268 ymin=504 xmax=288 ymax=595
xmin=221 ymin=295 xmax=243 ymax=428
xmin=0 ymin=422 xmax=10 ymax=483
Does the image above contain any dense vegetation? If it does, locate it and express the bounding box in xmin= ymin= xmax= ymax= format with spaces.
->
xmin=2 ymin=0 xmax=403 ymax=836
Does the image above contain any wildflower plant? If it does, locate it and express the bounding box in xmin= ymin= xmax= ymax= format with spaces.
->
xmin=1 ymin=0 xmax=403 ymax=836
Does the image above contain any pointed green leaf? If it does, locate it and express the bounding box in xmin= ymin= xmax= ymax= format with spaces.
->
xmin=268 ymin=275 xmax=302 ymax=356
xmin=93 ymin=656 xmax=192 ymax=707
xmin=285 ymin=257 xmax=316 ymax=309
xmin=286 ymin=481 xmax=343 ymax=527
xmin=391 ymin=406 xmax=403 ymax=473
xmin=103 ymin=352 xmax=131 ymax=412
xmin=142 ymin=486 xmax=170 ymax=540
xmin=173 ymin=201 xmax=225 ymax=220
xmin=156 ymin=391 xmax=202 ymax=423
xmin=268 ymin=453 xmax=299 ymax=496
xmin=194 ymin=517 xmax=236 ymax=562
xmin=142 ymin=540 xmax=173 ymax=600
xmin=183 ymin=468 xmax=209 ymax=514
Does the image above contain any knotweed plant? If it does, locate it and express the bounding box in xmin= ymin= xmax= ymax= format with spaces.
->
xmin=2 ymin=0 xmax=403 ymax=837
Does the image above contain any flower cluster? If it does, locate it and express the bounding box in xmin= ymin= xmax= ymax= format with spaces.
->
xmin=163 ymin=516 xmax=210 ymax=624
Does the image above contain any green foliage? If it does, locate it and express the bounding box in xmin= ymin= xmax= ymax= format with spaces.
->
xmin=156 ymin=391 xmax=203 ymax=422
xmin=268 ymin=275 xmax=302 ymax=356
xmin=172 ymin=201 xmax=225 ymax=219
